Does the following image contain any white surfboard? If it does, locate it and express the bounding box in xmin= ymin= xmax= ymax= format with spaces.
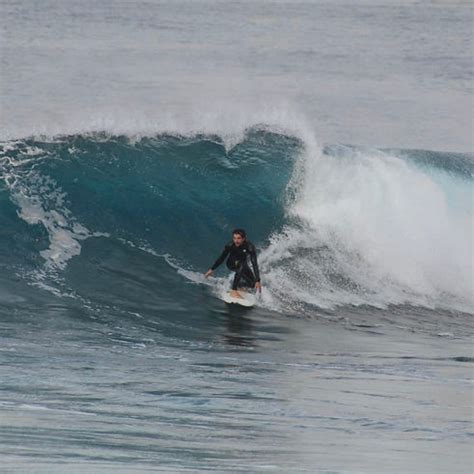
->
xmin=222 ymin=289 xmax=256 ymax=307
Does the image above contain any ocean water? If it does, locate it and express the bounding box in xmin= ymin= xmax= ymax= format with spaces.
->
xmin=0 ymin=1 xmax=473 ymax=472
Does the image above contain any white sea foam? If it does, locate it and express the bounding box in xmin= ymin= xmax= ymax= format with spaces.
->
xmin=259 ymin=144 xmax=474 ymax=313
xmin=1 ymin=158 xmax=106 ymax=274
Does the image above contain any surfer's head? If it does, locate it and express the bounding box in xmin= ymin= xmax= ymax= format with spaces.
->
xmin=232 ymin=228 xmax=246 ymax=246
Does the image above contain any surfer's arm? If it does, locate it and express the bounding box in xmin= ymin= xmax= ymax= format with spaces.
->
xmin=249 ymin=245 xmax=260 ymax=282
xmin=210 ymin=244 xmax=231 ymax=270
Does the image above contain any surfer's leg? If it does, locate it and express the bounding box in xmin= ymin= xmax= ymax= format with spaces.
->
xmin=241 ymin=262 xmax=256 ymax=288
xmin=236 ymin=264 xmax=255 ymax=290
xmin=231 ymin=268 xmax=242 ymax=290
xmin=231 ymin=262 xmax=246 ymax=290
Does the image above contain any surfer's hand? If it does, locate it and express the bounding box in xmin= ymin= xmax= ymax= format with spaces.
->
xmin=204 ymin=269 xmax=213 ymax=278
xmin=255 ymin=281 xmax=262 ymax=292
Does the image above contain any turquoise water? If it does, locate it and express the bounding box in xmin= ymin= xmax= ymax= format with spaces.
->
xmin=0 ymin=1 xmax=473 ymax=472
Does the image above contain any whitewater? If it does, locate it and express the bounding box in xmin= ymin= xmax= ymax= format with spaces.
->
xmin=1 ymin=1 xmax=473 ymax=472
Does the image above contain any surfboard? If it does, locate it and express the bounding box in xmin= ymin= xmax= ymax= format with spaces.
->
xmin=222 ymin=289 xmax=256 ymax=307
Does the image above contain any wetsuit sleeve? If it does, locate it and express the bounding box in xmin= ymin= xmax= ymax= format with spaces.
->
xmin=211 ymin=244 xmax=231 ymax=270
xmin=249 ymin=243 xmax=260 ymax=282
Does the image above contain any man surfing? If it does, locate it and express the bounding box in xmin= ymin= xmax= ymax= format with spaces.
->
xmin=204 ymin=229 xmax=262 ymax=299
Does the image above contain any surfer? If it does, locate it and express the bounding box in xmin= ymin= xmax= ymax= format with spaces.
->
xmin=204 ymin=229 xmax=262 ymax=298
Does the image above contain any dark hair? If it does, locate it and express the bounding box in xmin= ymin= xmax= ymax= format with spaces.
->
xmin=232 ymin=228 xmax=246 ymax=239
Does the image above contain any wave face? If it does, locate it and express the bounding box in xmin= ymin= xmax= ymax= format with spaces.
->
xmin=0 ymin=130 xmax=472 ymax=315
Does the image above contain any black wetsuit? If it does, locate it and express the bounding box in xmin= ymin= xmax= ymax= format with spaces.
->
xmin=211 ymin=240 xmax=260 ymax=290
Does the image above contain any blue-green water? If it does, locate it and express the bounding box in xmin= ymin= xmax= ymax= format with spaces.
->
xmin=1 ymin=0 xmax=473 ymax=472
xmin=1 ymin=131 xmax=472 ymax=472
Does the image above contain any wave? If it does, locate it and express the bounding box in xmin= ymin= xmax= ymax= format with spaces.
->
xmin=0 ymin=128 xmax=472 ymax=314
